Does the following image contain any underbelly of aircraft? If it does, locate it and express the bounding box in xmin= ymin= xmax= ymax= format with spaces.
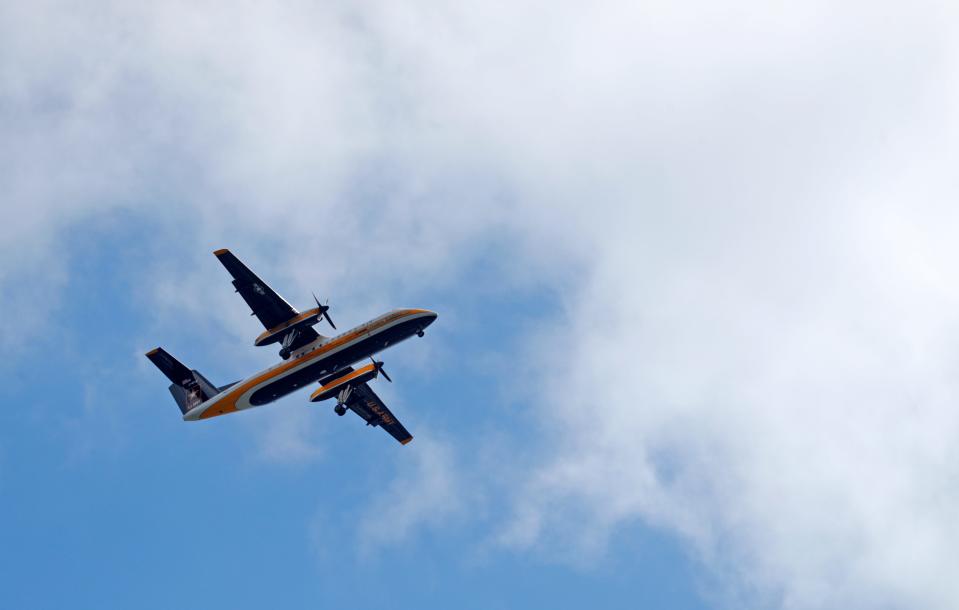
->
xmin=248 ymin=317 xmax=424 ymax=406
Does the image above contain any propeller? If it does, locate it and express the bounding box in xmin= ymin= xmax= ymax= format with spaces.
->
xmin=312 ymin=293 xmax=336 ymax=329
xmin=369 ymin=357 xmax=392 ymax=383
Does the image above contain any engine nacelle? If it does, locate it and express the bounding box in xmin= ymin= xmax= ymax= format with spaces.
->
xmin=254 ymin=307 xmax=322 ymax=347
xmin=309 ymin=363 xmax=378 ymax=402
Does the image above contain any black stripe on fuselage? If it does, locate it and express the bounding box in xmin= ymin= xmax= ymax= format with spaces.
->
xmin=248 ymin=317 xmax=425 ymax=406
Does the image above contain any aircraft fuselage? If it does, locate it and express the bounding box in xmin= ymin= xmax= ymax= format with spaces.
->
xmin=184 ymin=308 xmax=437 ymax=420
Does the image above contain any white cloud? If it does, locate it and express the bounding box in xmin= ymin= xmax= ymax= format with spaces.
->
xmin=4 ymin=1 xmax=959 ymax=608
xmin=243 ymin=405 xmax=325 ymax=464
xmin=356 ymin=435 xmax=467 ymax=552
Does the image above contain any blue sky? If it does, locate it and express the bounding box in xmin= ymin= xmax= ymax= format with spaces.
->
xmin=1 ymin=223 xmax=708 ymax=610
xmin=4 ymin=2 xmax=959 ymax=609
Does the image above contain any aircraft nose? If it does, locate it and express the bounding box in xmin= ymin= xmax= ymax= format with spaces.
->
xmin=422 ymin=310 xmax=438 ymax=327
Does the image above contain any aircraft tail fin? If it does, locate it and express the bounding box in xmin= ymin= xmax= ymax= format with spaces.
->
xmin=145 ymin=347 xmax=220 ymax=415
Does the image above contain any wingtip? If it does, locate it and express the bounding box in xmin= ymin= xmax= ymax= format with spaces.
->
xmin=213 ymin=248 xmax=229 ymax=256
xmin=145 ymin=347 xmax=160 ymax=357
xmin=401 ymin=437 xmax=413 ymax=446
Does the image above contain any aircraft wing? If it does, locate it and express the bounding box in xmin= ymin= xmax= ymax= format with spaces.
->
xmin=345 ymin=382 xmax=413 ymax=445
xmin=214 ymin=249 xmax=319 ymax=347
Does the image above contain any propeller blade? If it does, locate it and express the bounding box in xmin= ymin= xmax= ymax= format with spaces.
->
xmin=322 ymin=309 xmax=336 ymax=330
xmin=370 ymin=357 xmax=392 ymax=383
xmin=312 ymin=293 xmax=336 ymax=329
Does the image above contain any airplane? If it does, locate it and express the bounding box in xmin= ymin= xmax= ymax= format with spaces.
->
xmin=145 ymin=249 xmax=437 ymax=445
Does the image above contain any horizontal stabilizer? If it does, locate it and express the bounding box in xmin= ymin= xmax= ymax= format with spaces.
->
xmin=146 ymin=347 xmax=193 ymax=387
xmin=219 ymin=381 xmax=240 ymax=392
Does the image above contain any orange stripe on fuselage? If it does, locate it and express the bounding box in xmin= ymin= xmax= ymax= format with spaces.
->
xmin=197 ymin=310 xmax=416 ymax=420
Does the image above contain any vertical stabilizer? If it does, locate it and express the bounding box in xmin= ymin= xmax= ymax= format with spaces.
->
xmin=145 ymin=347 xmax=218 ymax=415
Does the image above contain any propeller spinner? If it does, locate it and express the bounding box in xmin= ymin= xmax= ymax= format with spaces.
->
xmin=369 ymin=357 xmax=392 ymax=383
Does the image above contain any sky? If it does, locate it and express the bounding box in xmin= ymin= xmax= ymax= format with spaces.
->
xmin=2 ymin=1 xmax=959 ymax=608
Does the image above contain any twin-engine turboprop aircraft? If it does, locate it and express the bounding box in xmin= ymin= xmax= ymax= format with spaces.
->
xmin=145 ymin=249 xmax=437 ymax=445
